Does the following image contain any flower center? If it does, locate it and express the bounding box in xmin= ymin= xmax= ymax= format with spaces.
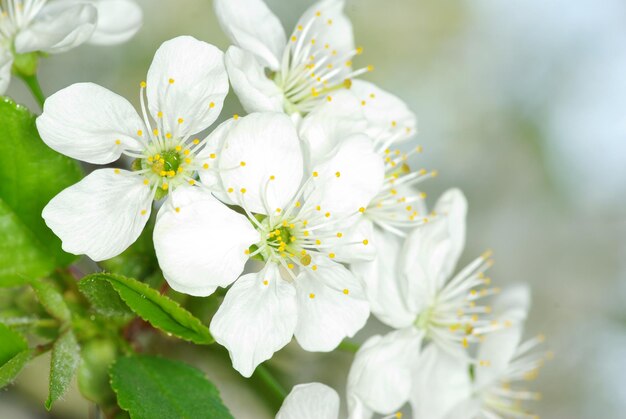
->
xmin=149 ymin=149 xmax=182 ymax=176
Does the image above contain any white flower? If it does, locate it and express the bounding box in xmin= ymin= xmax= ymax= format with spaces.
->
xmin=297 ymin=79 xmax=431 ymax=269
xmin=0 ymin=0 xmax=142 ymax=94
xmin=347 ymin=189 xmax=523 ymax=415
xmin=277 ymin=382 xmax=399 ymax=419
xmin=153 ymin=112 xmax=385 ymax=377
xmin=442 ymin=291 xmax=548 ymax=419
xmin=37 ymin=36 xmax=228 ymax=261
xmin=214 ymin=0 xmax=374 ymax=115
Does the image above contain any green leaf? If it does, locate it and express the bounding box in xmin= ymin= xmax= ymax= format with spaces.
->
xmin=78 ymin=339 xmax=118 ymax=406
xmin=30 ymin=278 xmax=71 ymax=322
xmin=78 ymin=275 xmax=133 ymax=320
xmin=0 ymin=97 xmax=83 ymax=287
xmin=0 ymin=323 xmax=31 ymax=387
xmin=78 ymin=273 xmax=213 ymax=345
xmin=46 ymin=330 xmax=80 ymax=410
xmin=110 ymin=355 xmax=233 ymax=419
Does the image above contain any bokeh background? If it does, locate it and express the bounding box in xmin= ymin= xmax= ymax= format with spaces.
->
xmin=2 ymin=0 xmax=625 ymax=418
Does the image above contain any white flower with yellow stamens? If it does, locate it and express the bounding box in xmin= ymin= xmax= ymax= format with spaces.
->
xmin=0 ymin=0 xmax=142 ymax=94
xmin=276 ymin=382 xmax=402 ymax=419
xmin=153 ymin=112 xmax=384 ymax=377
xmin=37 ymin=36 xmax=228 ymax=261
xmin=213 ymin=0 xmax=374 ymax=115
xmin=347 ymin=189 xmax=521 ymax=416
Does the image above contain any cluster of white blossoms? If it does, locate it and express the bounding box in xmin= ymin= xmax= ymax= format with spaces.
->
xmin=34 ymin=0 xmax=549 ymax=417
xmin=0 ymin=0 xmax=142 ymax=94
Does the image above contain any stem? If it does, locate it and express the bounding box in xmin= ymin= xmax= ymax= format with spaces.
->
xmin=19 ymin=73 xmax=45 ymax=108
xmin=338 ymin=339 xmax=361 ymax=353
xmin=254 ymin=364 xmax=287 ymax=402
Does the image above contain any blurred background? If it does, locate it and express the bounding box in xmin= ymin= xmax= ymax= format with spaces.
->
xmin=2 ymin=0 xmax=625 ymax=418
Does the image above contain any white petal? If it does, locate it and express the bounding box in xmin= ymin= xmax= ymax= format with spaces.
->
xmin=146 ymin=36 xmax=229 ymax=137
xmin=15 ymin=3 xmax=97 ymax=54
xmin=153 ymin=187 xmax=259 ymax=297
xmin=294 ymin=259 xmax=369 ymax=351
xmin=88 ymin=0 xmax=143 ymax=45
xmin=218 ymin=113 xmax=303 ymax=214
xmin=36 ymin=82 xmax=144 ymax=164
xmin=224 ymin=46 xmax=284 ymax=113
xmin=443 ymin=399 xmax=481 ymax=419
xmin=352 ymin=228 xmax=416 ymax=329
xmin=410 ymin=345 xmax=472 ymax=419
xmin=433 ymin=188 xmax=468 ymax=281
xmin=210 ymin=265 xmax=297 ymax=377
xmin=277 ymin=382 xmax=340 ymax=419
xmin=42 ymin=168 xmax=152 ymax=261
xmin=0 ymin=50 xmax=12 ymax=95
xmin=400 ymin=189 xmax=468 ymax=312
xmin=196 ymin=118 xmax=236 ymax=191
xmin=298 ymin=90 xmax=367 ymax=169
xmin=325 ymin=217 xmax=376 ymax=264
xmin=350 ymin=80 xmax=417 ymax=146
xmin=493 ymin=284 xmax=531 ymax=323
xmin=213 ymin=0 xmax=286 ymax=70
xmin=297 ymin=0 xmax=354 ymax=70
xmin=474 ymin=326 xmax=523 ymax=390
xmin=307 ymin=135 xmax=384 ymax=219
xmin=347 ymin=328 xmax=423 ymax=414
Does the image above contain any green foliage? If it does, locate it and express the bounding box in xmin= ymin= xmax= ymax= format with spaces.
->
xmin=46 ymin=330 xmax=80 ymax=410
xmin=0 ymin=323 xmax=31 ymax=387
xmin=110 ymin=355 xmax=233 ymax=419
xmin=78 ymin=338 xmax=118 ymax=407
xmin=79 ymin=273 xmax=214 ymax=344
xmin=31 ymin=278 xmax=71 ymax=322
xmin=0 ymin=97 xmax=82 ymax=287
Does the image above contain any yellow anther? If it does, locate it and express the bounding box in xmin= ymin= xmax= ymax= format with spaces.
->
xmin=175 ymin=145 xmax=182 ymax=152
xmin=140 ymin=81 xmax=147 ymax=88
xmin=168 ymin=78 xmax=175 ymax=84
xmin=115 ymin=139 xmax=121 ymax=145
xmin=210 ymin=153 xmax=216 ymax=159
xmin=336 ymin=232 xmax=343 ymax=238
xmin=184 ymin=158 xmax=191 ymax=164
xmin=228 ymin=187 xmax=234 ymax=193
xmin=203 ymin=163 xmax=209 ymax=169
xmin=157 ymin=111 xmax=163 ymax=118
xmin=240 ymin=161 xmax=246 ymax=167
xmin=295 ymin=201 xmax=301 ymax=207
xmin=165 ymin=133 xmax=172 ymax=139
xmin=263 ymin=280 xmax=269 ymax=286
xmin=316 ymin=205 xmax=321 ymax=211
xmin=343 ymin=78 xmax=352 ymax=89
xmin=209 ymin=102 xmax=215 ymax=108
xmin=327 ymin=95 xmax=333 ymax=102
xmin=270 ymin=175 xmax=275 ymax=180
xmin=175 ymin=207 xmax=181 ymax=213
xmin=462 ymin=337 xmax=469 ymax=348
xmin=233 ymin=114 xmax=239 ymax=120
xmin=343 ymin=289 xmax=349 ymax=295
xmin=183 ymin=149 xmax=190 ymax=156
xmin=178 ymin=118 xmax=184 ymax=124
xmin=153 ymin=128 xmax=159 ymax=136
xmin=356 ymin=46 xmax=364 ymax=55
xmin=244 ymin=249 xmax=250 ymax=255
xmin=329 ymin=253 xmax=336 ymax=259
xmin=391 ymin=120 xmax=398 ymax=127
xmin=193 ymin=139 xmax=200 ymax=145
xmin=189 ymin=180 xmax=195 ymax=186
xmin=367 ymin=64 xmax=375 ymax=72
xmin=288 ymin=263 xmax=295 ymax=269
xmin=313 ymin=171 xmax=319 ymax=177
xmin=276 ymin=208 xmax=282 ymax=213
xmin=291 ymin=35 xmax=297 ymax=42
xmin=335 ymin=171 xmax=341 ymax=177
xmin=312 ymin=265 xmax=318 ymax=271
xmin=309 ymin=293 xmax=315 ymax=299
xmin=303 ymin=231 xmax=310 ymax=237
xmin=168 ymin=170 xmax=175 ymax=177
xmin=359 ymin=207 xmax=366 ymax=213
xmin=114 ymin=169 xmax=120 ymax=174
xmin=431 ymin=170 xmax=439 ymax=177
xmin=240 ymin=188 xmax=246 ymax=194
xmin=143 ymin=179 xmax=149 ymax=185
xmin=137 ymin=130 xmax=143 ymax=137
xmin=315 ymin=10 xmax=321 ymax=16
xmin=297 ymin=25 xmax=303 ymax=31
xmin=162 ymin=183 xmax=169 ymax=190
xmin=345 ymin=60 xmax=352 ymax=67
xmin=363 ymin=239 xmax=369 ymax=245
xmin=140 ymin=209 xmax=147 ymax=215
xmin=325 ymin=212 xmax=330 ymax=218
xmin=327 ymin=18 xmax=333 ymax=25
